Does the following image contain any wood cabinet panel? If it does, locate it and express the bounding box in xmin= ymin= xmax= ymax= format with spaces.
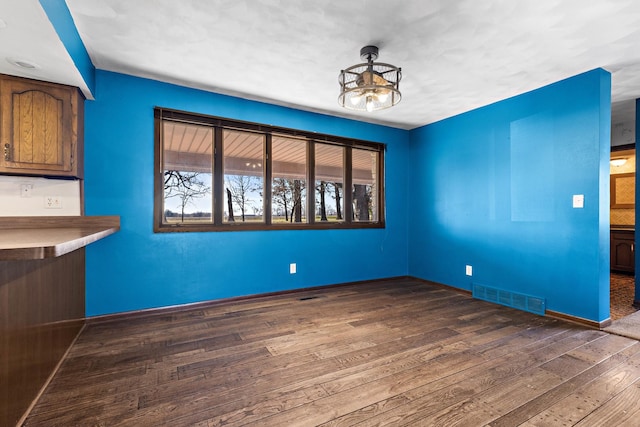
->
xmin=0 ymin=74 xmax=83 ymax=178
xmin=0 ymin=249 xmax=85 ymax=427
xmin=611 ymin=230 xmax=635 ymax=273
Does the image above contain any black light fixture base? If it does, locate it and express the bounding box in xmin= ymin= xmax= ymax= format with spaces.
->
xmin=360 ymin=45 xmax=379 ymax=61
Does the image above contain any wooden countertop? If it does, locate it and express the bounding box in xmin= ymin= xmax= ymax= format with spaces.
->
xmin=0 ymin=216 xmax=120 ymax=260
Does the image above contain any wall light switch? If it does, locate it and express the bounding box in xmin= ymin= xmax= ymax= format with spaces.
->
xmin=20 ymin=184 xmax=32 ymax=198
xmin=290 ymin=263 xmax=296 ymax=274
xmin=572 ymin=194 xmax=584 ymax=208
xmin=465 ymin=265 xmax=473 ymax=276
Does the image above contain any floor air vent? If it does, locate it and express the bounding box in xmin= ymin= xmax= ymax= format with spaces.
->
xmin=473 ymin=283 xmax=546 ymax=316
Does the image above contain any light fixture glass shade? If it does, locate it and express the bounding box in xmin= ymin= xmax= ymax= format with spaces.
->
xmin=610 ymin=158 xmax=628 ymax=167
xmin=339 ymin=46 xmax=402 ymax=112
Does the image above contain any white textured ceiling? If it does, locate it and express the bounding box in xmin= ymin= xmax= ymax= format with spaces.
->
xmin=0 ymin=0 xmax=90 ymax=95
xmin=2 ymin=0 xmax=640 ymax=130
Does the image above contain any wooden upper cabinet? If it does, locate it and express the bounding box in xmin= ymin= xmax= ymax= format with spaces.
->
xmin=0 ymin=74 xmax=84 ymax=178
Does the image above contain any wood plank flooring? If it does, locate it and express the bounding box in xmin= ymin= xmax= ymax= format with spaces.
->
xmin=23 ymin=278 xmax=640 ymax=426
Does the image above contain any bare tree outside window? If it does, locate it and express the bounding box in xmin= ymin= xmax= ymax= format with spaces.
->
xmin=164 ymin=170 xmax=211 ymax=222
xmin=317 ymin=181 xmax=328 ymax=221
xmin=225 ymin=174 xmax=261 ymax=222
xmin=353 ymin=183 xmax=372 ymax=221
xmin=272 ymin=178 xmax=305 ymax=223
xmin=291 ymin=179 xmax=304 ymax=222
xmin=332 ymin=182 xmax=343 ymax=220
xmin=273 ymin=178 xmax=293 ymax=222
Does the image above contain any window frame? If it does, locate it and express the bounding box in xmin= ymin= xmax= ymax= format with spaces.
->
xmin=154 ymin=107 xmax=385 ymax=232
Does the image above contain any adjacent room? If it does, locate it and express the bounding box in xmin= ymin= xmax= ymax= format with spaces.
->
xmin=2 ymin=1 xmax=640 ymax=425
xmin=610 ymin=122 xmax=637 ymax=321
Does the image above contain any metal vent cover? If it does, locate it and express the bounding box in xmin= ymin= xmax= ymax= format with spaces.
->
xmin=473 ymin=283 xmax=546 ymax=316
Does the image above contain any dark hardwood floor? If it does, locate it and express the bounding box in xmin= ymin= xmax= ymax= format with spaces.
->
xmin=23 ymin=278 xmax=640 ymax=426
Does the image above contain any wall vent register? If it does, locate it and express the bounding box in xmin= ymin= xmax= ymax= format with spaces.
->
xmin=473 ymin=283 xmax=546 ymax=316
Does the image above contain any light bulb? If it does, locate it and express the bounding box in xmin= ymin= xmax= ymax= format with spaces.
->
xmin=365 ymin=95 xmax=374 ymax=112
xmin=377 ymin=92 xmax=389 ymax=103
xmin=350 ymin=93 xmax=362 ymax=106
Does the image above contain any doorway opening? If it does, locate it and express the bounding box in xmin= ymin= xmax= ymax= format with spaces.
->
xmin=610 ymin=145 xmax=637 ymax=321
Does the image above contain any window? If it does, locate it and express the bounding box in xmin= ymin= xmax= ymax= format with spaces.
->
xmin=223 ymin=129 xmax=265 ymax=223
xmin=315 ymin=143 xmax=344 ymax=222
xmin=352 ymin=148 xmax=379 ymax=222
xmin=161 ymin=121 xmax=213 ymax=224
xmin=272 ymin=136 xmax=307 ymax=224
xmin=154 ymin=108 xmax=385 ymax=232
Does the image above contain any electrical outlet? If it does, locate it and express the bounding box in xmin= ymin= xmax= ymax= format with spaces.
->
xmin=465 ymin=265 xmax=473 ymax=276
xmin=44 ymin=196 xmax=62 ymax=209
xmin=20 ymin=184 xmax=32 ymax=198
xmin=290 ymin=263 xmax=297 ymax=274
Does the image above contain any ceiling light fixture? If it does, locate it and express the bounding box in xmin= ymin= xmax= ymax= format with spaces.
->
xmin=610 ymin=158 xmax=628 ymax=167
xmin=339 ymin=45 xmax=402 ymax=112
xmin=6 ymin=57 xmax=40 ymax=70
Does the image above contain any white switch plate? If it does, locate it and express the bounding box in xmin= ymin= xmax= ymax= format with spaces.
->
xmin=290 ymin=263 xmax=296 ymax=274
xmin=20 ymin=184 xmax=32 ymax=198
xmin=465 ymin=265 xmax=473 ymax=276
xmin=572 ymin=194 xmax=584 ymax=208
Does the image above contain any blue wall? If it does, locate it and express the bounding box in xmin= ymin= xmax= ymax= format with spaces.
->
xmin=408 ymin=69 xmax=611 ymax=322
xmin=83 ymin=69 xmax=611 ymax=323
xmin=84 ymin=71 xmax=410 ymax=316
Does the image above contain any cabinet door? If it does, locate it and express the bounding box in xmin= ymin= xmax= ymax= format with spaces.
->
xmin=611 ymin=232 xmax=635 ymax=273
xmin=0 ymin=77 xmax=81 ymax=177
